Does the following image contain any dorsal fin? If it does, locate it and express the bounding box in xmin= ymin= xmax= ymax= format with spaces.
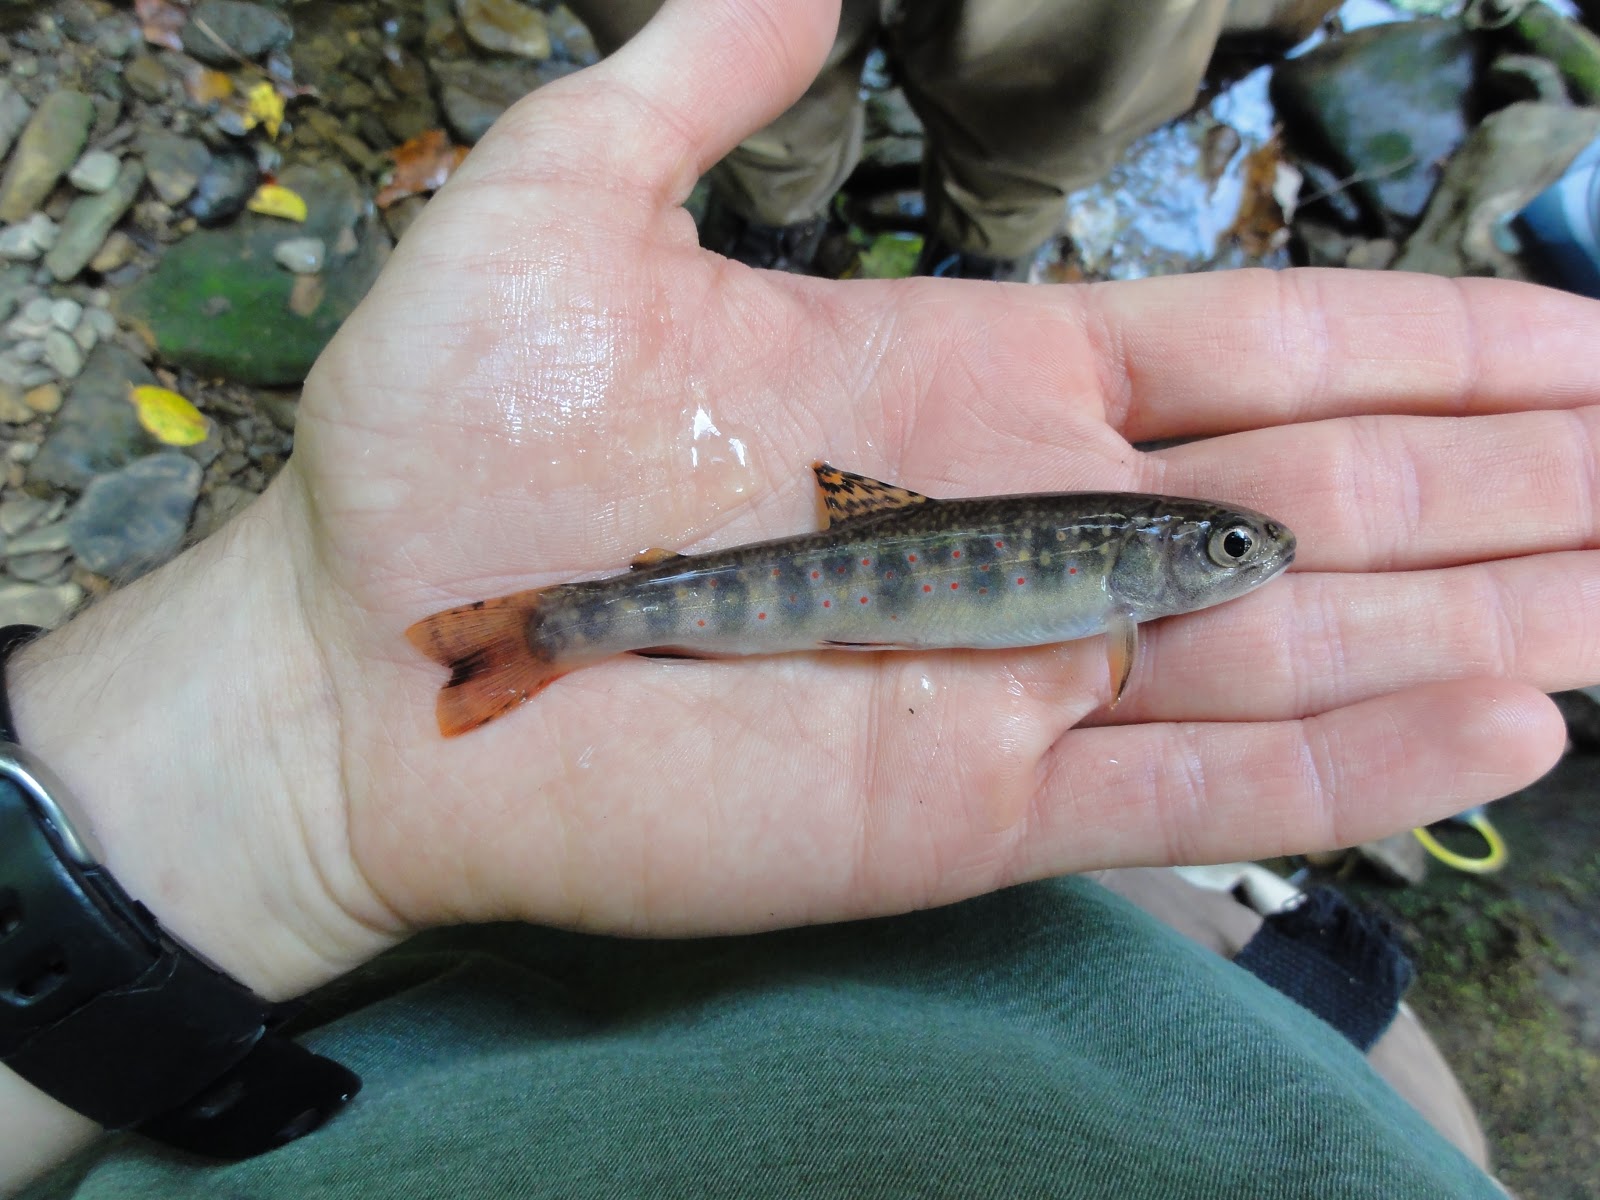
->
xmin=812 ymin=462 xmax=930 ymax=528
xmin=630 ymin=547 xmax=688 ymax=570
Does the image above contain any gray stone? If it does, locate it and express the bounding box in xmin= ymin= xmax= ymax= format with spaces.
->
xmin=0 ymin=382 xmax=30 ymax=423
xmin=546 ymin=5 xmax=599 ymax=65
xmin=138 ymin=130 xmax=210 ymax=206
xmin=1272 ymin=21 xmax=1482 ymax=235
xmin=17 ymin=365 xmax=54 ymax=390
xmin=0 ymin=83 xmax=31 ymax=165
xmin=273 ymin=236 xmax=325 ymax=274
xmin=457 ymin=0 xmax=551 ymax=60
xmin=49 ymin=298 xmax=82 ymax=331
xmin=9 ymin=340 xmax=45 ymax=363
xmin=68 ymin=452 xmax=202 ymax=580
xmin=71 ymin=321 xmax=97 ymax=355
xmin=181 ymin=1 xmax=292 ymax=65
xmin=0 ymin=213 xmax=58 ymax=261
xmin=43 ymin=329 xmax=84 ymax=377
xmin=1395 ymin=103 xmax=1600 ymax=280
xmin=0 ymin=495 xmax=49 ymax=536
xmin=28 ymin=342 xmax=159 ymax=489
xmin=122 ymin=53 xmax=171 ymax=104
xmin=0 ymin=91 xmax=96 ymax=223
xmin=432 ymin=57 xmax=580 ymax=144
xmin=96 ymin=19 xmax=138 ymax=60
xmin=45 ymin=159 xmax=146 ymax=282
xmin=187 ymin=152 xmax=258 ymax=226
xmin=68 ymin=148 xmax=121 ymax=194
xmin=0 ymin=263 xmax=32 ymax=322
xmin=6 ymin=549 xmax=70 ymax=582
xmin=191 ymin=482 xmax=256 ymax=540
xmin=4 ymin=520 xmax=70 ymax=555
xmin=0 ymin=580 xmax=83 ymax=630
xmin=21 ymin=297 xmax=52 ymax=326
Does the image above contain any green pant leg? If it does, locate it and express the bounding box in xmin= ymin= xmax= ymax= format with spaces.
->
xmin=891 ymin=0 xmax=1234 ymax=259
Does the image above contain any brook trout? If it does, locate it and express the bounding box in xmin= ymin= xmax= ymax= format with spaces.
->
xmin=409 ymin=464 xmax=1296 ymax=736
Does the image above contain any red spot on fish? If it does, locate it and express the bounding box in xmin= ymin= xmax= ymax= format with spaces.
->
xmin=951 ymin=550 xmax=961 ymax=560
xmin=823 ymin=599 xmax=832 ymax=608
xmin=885 ymin=570 xmax=895 ymax=579
xmin=979 ymin=563 xmax=990 ymax=572
xmin=758 ymin=612 xmax=767 ymax=620
xmin=1016 ymin=577 xmax=1027 ymax=585
xmin=908 ymin=554 xmax=917 ymax=563
xmin=861 ymin=558 xmax=871 ymax=566
xmin=1068 ymin=567 xmax=1077 ymax=574
xmin=994 ymin=540 xmax=1004 ymax=549
xmin=812 ymin=571 xmax=820 ymax=579
xmin=789 ymin=594 xmax=797 ymax=603
xmin=837 ymin=566 xmax=847 ymax=575
xmin=708 ymin=578 xmax=718 ymax=588
xmin=950 ymin=582 xmax=960 ymax=590
xmin=859 ymin=595 xmax=869 ymax=604
xmin=697 ymin=619 xmax=706 ymax=627
xmin=890 ymin=614 xmax=899 ymax=621
xmin=772 ymin=568 xmax=780 ymax=577
xmin=923 ymin=584 xmax=933 ymax=593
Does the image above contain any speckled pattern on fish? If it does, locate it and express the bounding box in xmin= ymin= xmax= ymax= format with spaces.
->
xmin=408 ymin=464 xmax=1296 ymax=736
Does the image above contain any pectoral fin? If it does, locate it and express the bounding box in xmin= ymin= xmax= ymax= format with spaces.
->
xmin=1106 ymin=611 xmax=1138 ymax=709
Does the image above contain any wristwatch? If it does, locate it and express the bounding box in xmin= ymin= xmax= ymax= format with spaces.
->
xmin=0 ymin=624 xmax=360 ymax=1158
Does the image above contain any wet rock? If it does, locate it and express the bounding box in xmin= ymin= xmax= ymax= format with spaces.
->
xmin=123 ymin=53 xmax=172 ymax=103
xmin=28 ymin=342 xmax=159 ymax=489
xmin=181 ymin=0 xmax=292 ymax=66
xmin=1272 ymin=21 xmax=1484 ymax=235
xmin=5 ymin=549 xmax=71 ymax=583
xmin=43 ymin=329 xmax=84 ymax=377
xmin=187 ymin=151 xmax=259 ymax=226
xmin=191 ymin=482 xmax=256 ymax=540
xmin=273 ymin=235 xmax=325 ymax=274
xmin=138 ymin=130 xmax=211 ymax=206
xmin=0 ymin=383 xmax=30 ymax=424
xmin=546 ymin=5 xmax=598 ymax=65
xmin=457 ymin=0 xmax=551 ymax=60
xmin=68 ymin=148 xmax=121 ymax=195
xmin=116 ymin=161 xmax=390 ymax=386
xmin=68 ymin=452 xmax=202 ymax=580
xmin=95 ymin=18 xmax=137 ymax=60
xmin=45 ymin=158 xmax=145 ymax=282
xmin=432 ymin=56 xmax=579 ymax=143
xmin=0 ymin=212 xmax=58 ymax=261
xmin=0 ymin=83 xmax=30 ymax=164
xmin=23 ymin=381 xmax=61 ymax=415
xmin=5 ymin=520 xmax=70 ymax=555
xmin=1395 ymin=102 xmax=1600 ymax=280
xmin=88 ymin=229 xmax=136 ymax=273
xmin=0 ymin=495 xmax=49 ymax=537
xmin=0 ymin=265 xmax=36 ymax=321
xmin=0 ymin=580 xmax=82 ymax=631
xmin=0 ymin=90 xmax=96 ymax=223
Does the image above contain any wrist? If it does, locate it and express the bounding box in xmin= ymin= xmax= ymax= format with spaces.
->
xmin=5 ymin=475 xmax=400 ymax=1003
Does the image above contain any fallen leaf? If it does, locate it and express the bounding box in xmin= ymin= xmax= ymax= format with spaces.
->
xmin=135 ymin=0 xmax=187 ymax=51
xmin=375 ymin=129 xmax=469 ymax=209
xmin=246 ymin=80 xmax=286 ymax=139
xmin=130 ymin=385 xmax=210 ymax=446
xmin=181 ymin=63 xmax=234 ymax=106
xmin=247 ymin=183 xmax=308 ymax=221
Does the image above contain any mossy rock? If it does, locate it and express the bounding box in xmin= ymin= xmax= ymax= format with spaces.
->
xmin=115 ymin=160 xmax=390 ymax=387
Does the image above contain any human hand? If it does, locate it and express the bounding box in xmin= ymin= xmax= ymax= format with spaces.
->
xmin=14 ymin=0 xmax=1600 ymax=1011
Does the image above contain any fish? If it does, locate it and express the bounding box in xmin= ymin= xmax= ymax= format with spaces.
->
xmin=407 ymin=463 xmax=1296 ymax=736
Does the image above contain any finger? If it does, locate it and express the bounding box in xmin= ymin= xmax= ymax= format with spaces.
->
xmin=1141 ymin=405 xmax=1600 ymax=571
xmin=1044 ymin=270 xmax=1600 ymax=442
xmin=1025 ymin=681 xmax=1562 ymax=877
xmin=1094 ymin=551 xmax=1600 ymax=724
xmin=591 ymin=0 xmax=840 ymax=196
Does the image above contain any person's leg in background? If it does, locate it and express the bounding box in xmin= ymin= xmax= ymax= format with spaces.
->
xmin=568 ymin=0 xmax=881 ymax=271
xmin=891 ymin=0 xmax=1339 ymax=279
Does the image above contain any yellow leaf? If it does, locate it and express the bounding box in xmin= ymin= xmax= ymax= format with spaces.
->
xmin=247 ymin=183 xmax=307 ymax=222
xmin=246 ymin=80 xmax=285 ymax=139
xmin=130 ymin=385 xmax=210 ymax=447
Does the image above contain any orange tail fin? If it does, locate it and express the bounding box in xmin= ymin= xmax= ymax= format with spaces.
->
xmin=405 ymin=591 xmax=565 ymax=737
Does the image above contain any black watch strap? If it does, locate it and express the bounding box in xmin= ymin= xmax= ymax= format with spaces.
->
xmin=0 ymin=624 xmax=360 ymax=1158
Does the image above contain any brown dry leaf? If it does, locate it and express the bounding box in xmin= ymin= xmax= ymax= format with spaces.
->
xmin=1226 ymin=136 xmax=1292 ymax=257
xmin=135 ymin=0 xmax=188 ymax=51
xmin=375 ymin=129 xmax=469 ymax=209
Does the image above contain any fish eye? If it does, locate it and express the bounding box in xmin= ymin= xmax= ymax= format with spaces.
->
xmin=1208 ymin=524 xmax=1258 ymax=567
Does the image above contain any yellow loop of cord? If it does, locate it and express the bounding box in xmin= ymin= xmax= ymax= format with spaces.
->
xmin=1412 ymin=812 xmax=1508 ymax=874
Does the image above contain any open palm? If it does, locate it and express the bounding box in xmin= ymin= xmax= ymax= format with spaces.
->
xmin=279 ymin=0 xmax=1600 ymax=940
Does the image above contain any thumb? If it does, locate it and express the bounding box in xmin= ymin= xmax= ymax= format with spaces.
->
xmin=473 ymin=0 xmax=840 ymax=205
